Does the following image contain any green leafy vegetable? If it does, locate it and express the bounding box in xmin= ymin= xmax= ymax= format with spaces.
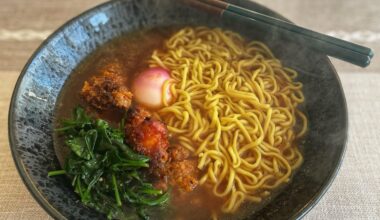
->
xmin=49 ymin=107 xmax=169 ymax=220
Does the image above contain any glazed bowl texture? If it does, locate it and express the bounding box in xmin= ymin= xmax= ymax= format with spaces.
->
xmin=9 ymin=0 xmax=347 ymax=219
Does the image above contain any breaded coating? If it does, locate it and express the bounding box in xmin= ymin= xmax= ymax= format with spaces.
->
xmin=124 ymin=106 xmax=169 ymax=169
xmin=124 ymin=106 xmax=199 ymax=192
xmin=124 ymin=106 xmax=151 ymax=129
xmin=168 ymin=146 xmax=191 ymax=162
xmin=81 ymin=64 xmax=132 ymax=111
xmin=129 ymin=119 xmax=169 ymax=163
xmin=168 ymin=160 xmax=199 ymax=192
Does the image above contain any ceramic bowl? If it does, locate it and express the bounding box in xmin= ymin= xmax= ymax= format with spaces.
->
xmin=8 ymin=0 xmax=347 ymax=219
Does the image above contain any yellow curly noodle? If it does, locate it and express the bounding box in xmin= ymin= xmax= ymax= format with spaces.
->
xmin=150 ymin=27 xmax=307 ymax=214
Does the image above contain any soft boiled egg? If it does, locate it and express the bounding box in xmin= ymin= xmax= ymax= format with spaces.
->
xmin=132 ymin=67 xmax=173 ymax=109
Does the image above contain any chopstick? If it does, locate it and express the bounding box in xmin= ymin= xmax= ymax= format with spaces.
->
xmin=185 ymin=0 xmax=374 ymax=68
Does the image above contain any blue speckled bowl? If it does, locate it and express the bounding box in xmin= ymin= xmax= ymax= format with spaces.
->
xmin=8 ymin=0 xmax=347 ymax=219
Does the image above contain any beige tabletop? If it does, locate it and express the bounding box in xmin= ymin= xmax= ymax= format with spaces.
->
xmin=1 ymin=0 xmax=379 ymax=219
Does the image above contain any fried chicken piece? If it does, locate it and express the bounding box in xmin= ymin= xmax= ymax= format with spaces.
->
xmin=168 ymin=145 xmax=191 ymax=162
xmin=124 ymin=106 xmax=151 ymax=129
xmin=130 ymin=119 xmax=169 ymax=163
xmin=124 ymin=106 xmax=169 ymax=171
xmin=124 ymin=106 xmax=199 ymax=192
xmin=168 ymin=159 xmax=199 ymax=192
xmin=81 ymin=64 xmax=132 ymax=111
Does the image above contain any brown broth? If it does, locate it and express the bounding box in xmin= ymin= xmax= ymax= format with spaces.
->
xmin=54 ymin=27 xmax=230 ymax=220
xmin=53 ymin=26 xmax=299 ymax=220
xmin=54 ymin=27 xmax=174 ymax=163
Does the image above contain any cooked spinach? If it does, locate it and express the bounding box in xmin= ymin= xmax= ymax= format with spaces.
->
xmin=49 ymin=107 xmax=168 ymax=220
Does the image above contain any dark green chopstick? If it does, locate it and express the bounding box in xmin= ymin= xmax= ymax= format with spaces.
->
xmin=221 ymin=9 xmax=371 ymax=67
xmin=186 ymin=0 xmax=374 ymax=68
xmin=203 ymin=0 xmax=373 ymax=58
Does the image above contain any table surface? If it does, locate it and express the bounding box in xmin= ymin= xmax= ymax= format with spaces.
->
xmin=1 ymin=0 xmax=379 ymax=219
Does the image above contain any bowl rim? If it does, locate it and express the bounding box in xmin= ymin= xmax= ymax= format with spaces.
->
xmin=7 ymin=1 xmax=118 ymax=219
xmin=8 ymin=0 xmax=348 ymax=219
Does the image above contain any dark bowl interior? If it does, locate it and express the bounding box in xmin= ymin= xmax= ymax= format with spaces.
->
xmin=8 ymin=0 xmax=347 ymax=219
